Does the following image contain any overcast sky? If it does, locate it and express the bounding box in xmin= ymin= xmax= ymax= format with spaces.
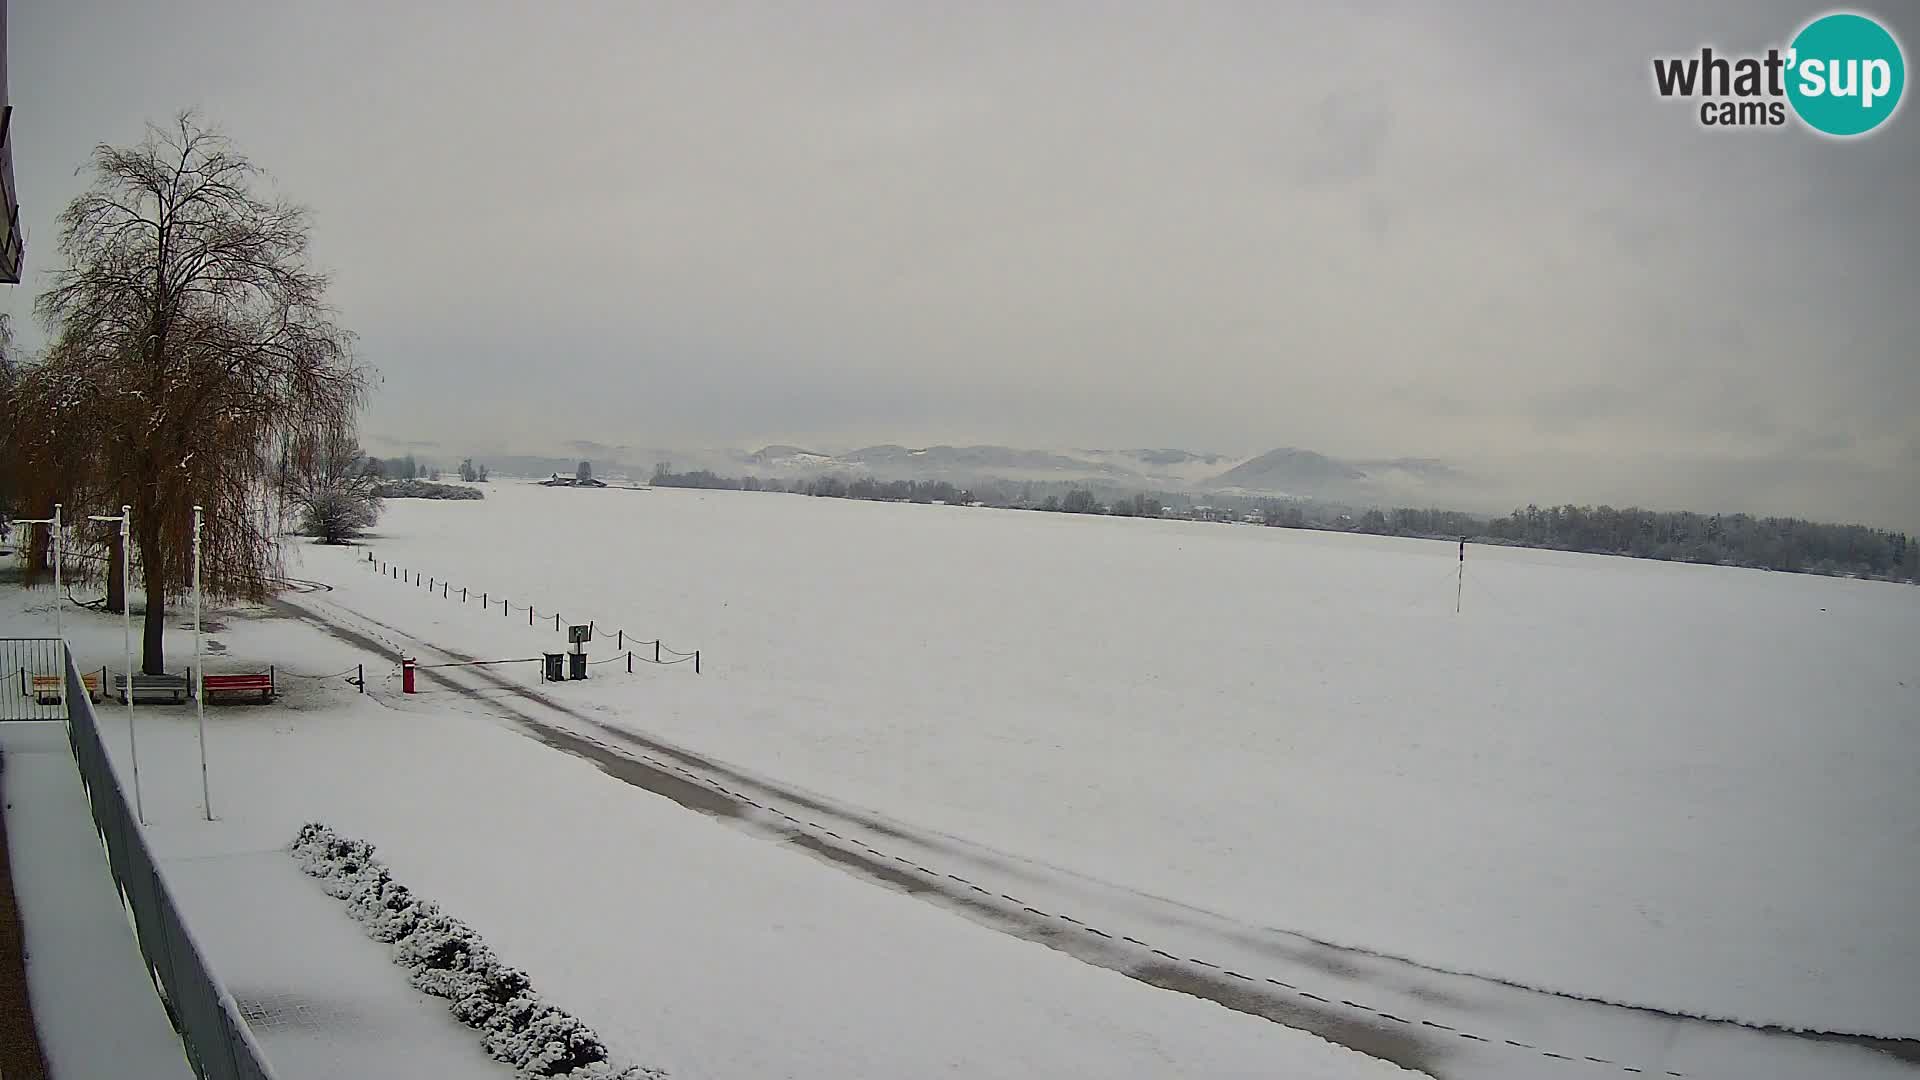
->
xmin=5 ymin=2 xmax=1916 ymax=528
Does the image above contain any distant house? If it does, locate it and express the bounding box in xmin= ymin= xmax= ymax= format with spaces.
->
xmin=538 ymin=473 xmax=607 ymax=488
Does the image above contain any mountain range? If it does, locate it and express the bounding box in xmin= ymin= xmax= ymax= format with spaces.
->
xmin=438 ymin=441 xmax=1481 ymax=505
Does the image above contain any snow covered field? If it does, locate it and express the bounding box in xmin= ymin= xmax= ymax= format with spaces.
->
xmin=9 ymin=479 xmax=1916 ymax=1079
xmin=288 ymin=482 xmax=1919 ymax=1040
xmin=2 ymin=587 xmax=1406 ymax=1079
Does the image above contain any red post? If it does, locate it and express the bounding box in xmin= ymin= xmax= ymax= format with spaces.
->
xmin=402 ymin=657 xmax=417 ymax=694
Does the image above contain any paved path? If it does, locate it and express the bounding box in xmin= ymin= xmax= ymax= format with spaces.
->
xmin=0 ymin=721 xmax=192 ymax=1080
xmin=0 ymin=743 xmax=52 ymax=1079
xmin=157 ymin=846 xmax=501 ymax=1079
xmin=292 ymin=591 xmax=1920 ymax=1080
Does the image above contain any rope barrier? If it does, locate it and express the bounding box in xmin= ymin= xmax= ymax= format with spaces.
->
xmin=276 ymin=666 xmax=360 ymax=680
xmin=413 ymin=657 xmax=542 ymax=670
xmin=363 ymin=552 xmax=702 ymax=672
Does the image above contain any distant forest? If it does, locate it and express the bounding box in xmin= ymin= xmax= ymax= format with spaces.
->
xmin=650 ymin=466 xmax=1919 ymax=583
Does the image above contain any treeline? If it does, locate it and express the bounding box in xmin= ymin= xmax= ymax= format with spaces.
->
xmin=362 ymin=455 xmax=490 ymax=483
xmin=1473 ymin=504 xmax=1918 ymax=580
xmin=654 ymin=467 xmax=977 ymax=504
xmin=366 ymin=454 xmax=434 ymax=480
xmin=649 ymin=466 xmax=1918 ymax=583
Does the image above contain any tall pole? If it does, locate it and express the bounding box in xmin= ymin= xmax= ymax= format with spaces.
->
xmin=1456 ymin=537 xmax=1466 ymax=615
xmin=194 ymin=506 xmax=211 ymax=820
xmin=92 ymin=507 xmax=142 ymax=824
xmin=52 ymin=504 xmax=63 ymax=647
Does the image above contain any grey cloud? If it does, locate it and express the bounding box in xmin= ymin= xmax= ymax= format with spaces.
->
xmin=3 ymin=0 xmax=1916 ymax=530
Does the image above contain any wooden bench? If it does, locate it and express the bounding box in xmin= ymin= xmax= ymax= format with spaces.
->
xmin=31 ymin=672 xmax=102 ymax=704
xmin=114 ymin=673 xmax=190 ymax=704
xmin=202 ymin=671 xmax=276 ymax=704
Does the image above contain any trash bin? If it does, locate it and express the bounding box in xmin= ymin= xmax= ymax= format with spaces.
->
xmin=568 ymin=651 xmax=587 ymax=680
xmin=543 ymin=652 xmax=565 ymax=682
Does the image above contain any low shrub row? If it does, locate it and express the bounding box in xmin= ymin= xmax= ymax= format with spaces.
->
xmin=291 ymin=824 xmax=663 ymax=1079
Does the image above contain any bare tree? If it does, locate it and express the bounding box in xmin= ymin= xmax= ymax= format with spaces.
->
xmin=34 ymin=111 xmax=368 ymax=673
xmin=287 ymin=425 xmax=381 ymax=544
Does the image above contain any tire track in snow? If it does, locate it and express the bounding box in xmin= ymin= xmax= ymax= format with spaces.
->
xmin=286 ymin=586 xmax=1920 ymax=1080
xmin=285 ymin=593 xmax=1449 ymax=1076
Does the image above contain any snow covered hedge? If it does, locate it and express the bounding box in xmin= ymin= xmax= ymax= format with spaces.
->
xmin=291 ymin=824 xmax=664 ymax=1079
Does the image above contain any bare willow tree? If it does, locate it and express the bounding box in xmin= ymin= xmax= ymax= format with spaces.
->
xmin=34 ymin=111 xmax=369 ymax=673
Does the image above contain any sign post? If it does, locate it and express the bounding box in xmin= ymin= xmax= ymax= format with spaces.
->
xmin=567 ymin=624 xmax=591 ymax=680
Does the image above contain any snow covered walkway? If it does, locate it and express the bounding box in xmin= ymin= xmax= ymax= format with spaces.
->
xmin=0 ymin=720 xmax=192 ymax=1080
xmin=157 ymin=844 xmax=501 ymax=1079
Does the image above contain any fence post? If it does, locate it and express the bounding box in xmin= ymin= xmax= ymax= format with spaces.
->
xmin=529 ymin=606 xmax=534 ymax=626
xmin=616 ymin=629 xmax=622 ymax=649
xmin=627 ymin=651 xmax=632 ymax=674
xmin=555 ymin=613 xmax=561 ymax=631
xmin=654 ymin=641 xmax=660 ymax=664
xmin=462 ymin=587 xmax=468 ymax=602
xmin=695 ymin=650 xmax=701 ymax=675
xmin=358 ymin=663 xmax=364 ymax=693
xmin=443 ymin=582 xmax=448 ymax=598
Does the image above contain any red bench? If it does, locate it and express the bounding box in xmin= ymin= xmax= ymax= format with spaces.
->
xmin=202 ymin=670 xmax=275 ymax=704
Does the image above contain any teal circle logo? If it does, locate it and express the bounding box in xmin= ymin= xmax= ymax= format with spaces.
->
xmin=1786 ymin=12 xmax=1905 ymax=136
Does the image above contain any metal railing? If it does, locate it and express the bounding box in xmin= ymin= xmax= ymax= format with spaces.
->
xmin=1 ymin=638 xmax=68 ymax=721
xmin=60 ymin=646 xmax=281 ymax=1080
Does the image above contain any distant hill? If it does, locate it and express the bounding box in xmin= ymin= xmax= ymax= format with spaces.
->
xmin=1206 ymin=448 xmax=1366 ymax=493
xmin=464 ymin=441 xmax=1473 ymax=504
